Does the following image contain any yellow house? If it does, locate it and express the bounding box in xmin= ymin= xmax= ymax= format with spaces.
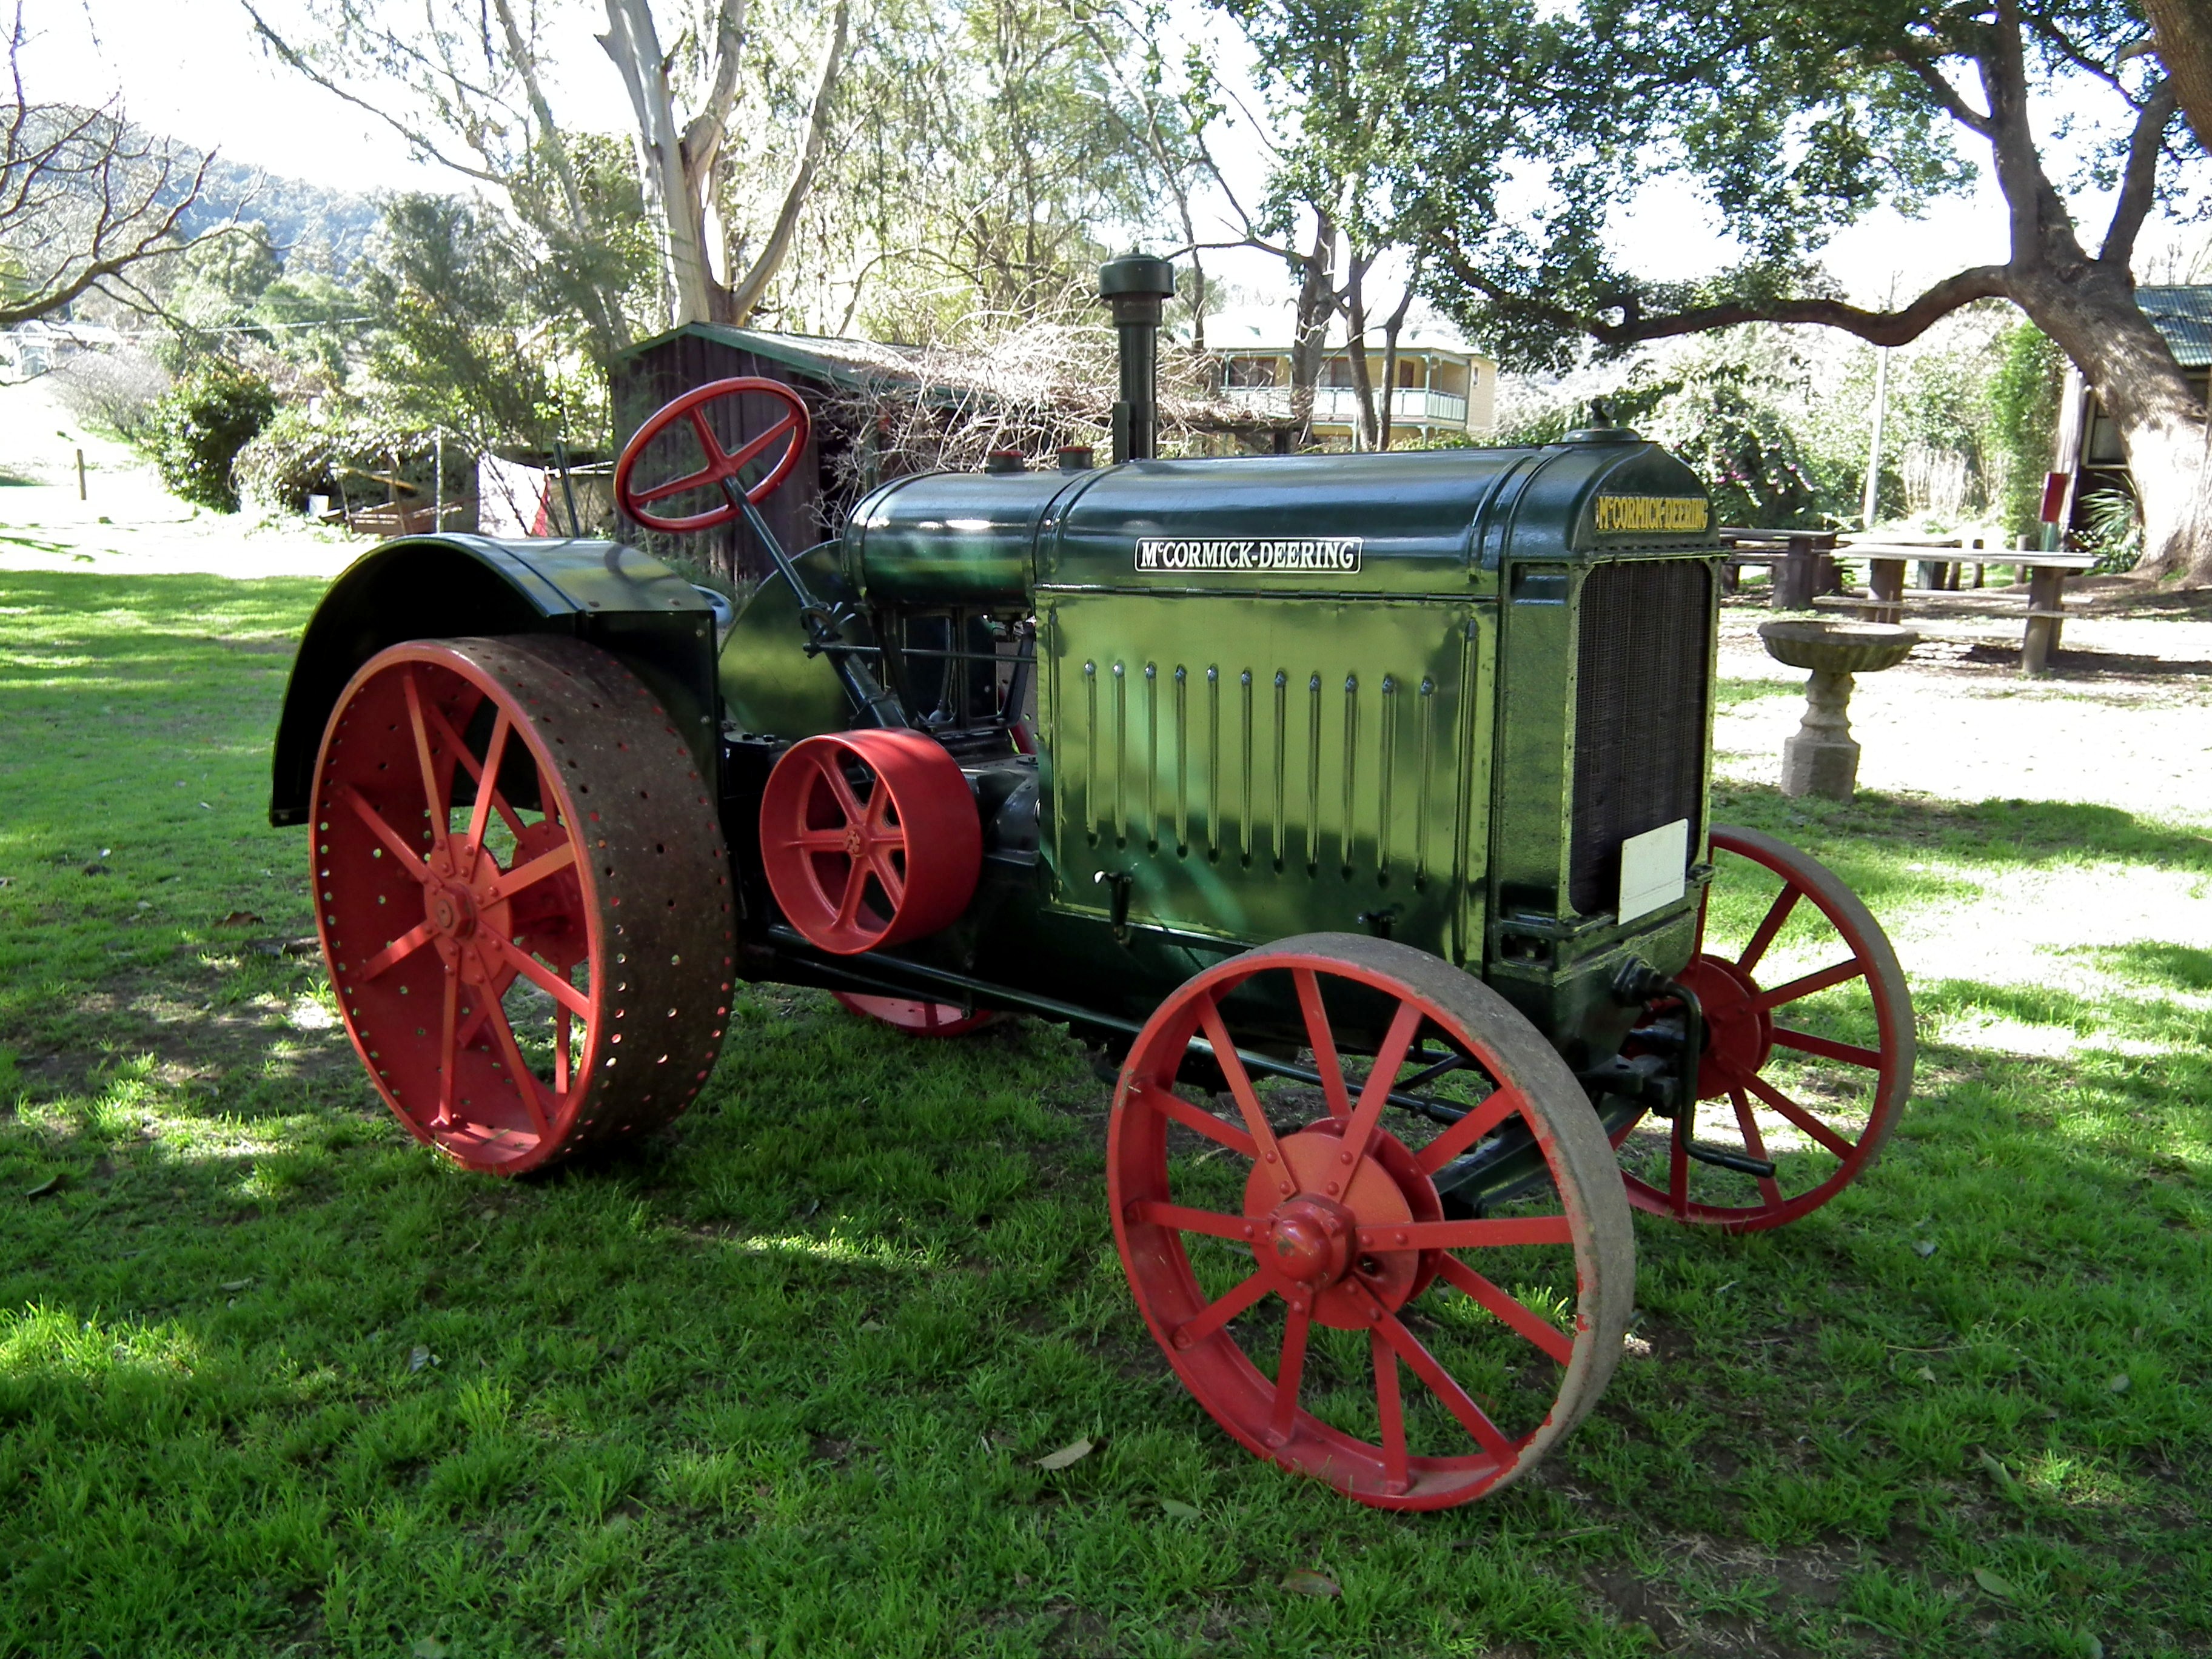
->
xmin=1207 ymin=310 xmax=1498 ymax=444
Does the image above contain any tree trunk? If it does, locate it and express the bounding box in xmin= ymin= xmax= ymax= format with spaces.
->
xmin=599 ymin=0 xmax=717 ymax=328
xmin=1287 ymin=212 xmax=1337 ymax=448
xmin=2140 ymin=0 xmax=2212 ymax=153
xmin=1343 ymin=253 xmax=1379 ymax=450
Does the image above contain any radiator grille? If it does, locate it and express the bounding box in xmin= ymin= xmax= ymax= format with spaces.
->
xmin=1568 ymin=558 xmax=1713 ymax=916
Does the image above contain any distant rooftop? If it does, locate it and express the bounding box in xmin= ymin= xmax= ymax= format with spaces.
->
xmin=2135 ymin=286 xmax=2212 ymax=369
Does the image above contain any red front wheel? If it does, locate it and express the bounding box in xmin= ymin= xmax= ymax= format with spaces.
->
xmin=1615 ymin=824 xmax=1915 ymax=1229
xmin=832 ymin=993 xmax=999 ymax=1036
xmin=1110 ymin=934 xmax=1634 ymax=1510
xmin=310 ymin=637 xmax=735 ymax=1175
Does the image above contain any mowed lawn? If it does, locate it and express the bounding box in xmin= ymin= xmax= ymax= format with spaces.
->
xmin=1 ymin=567 xmax=2208 ymax=1658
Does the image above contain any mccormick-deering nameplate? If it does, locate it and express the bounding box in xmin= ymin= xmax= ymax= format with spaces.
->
xmin=1134 ymin=537 xmax=1362 ymax=574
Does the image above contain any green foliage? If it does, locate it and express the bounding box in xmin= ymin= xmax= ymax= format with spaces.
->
xmin=142 ymin=364 xmax=278 ymax=512
xmin=2077 ymin=485 xmax=2144 ymax=572
xmin=1988 ymin=325 xmax=2064 ymax=540
xmin=230 ymin=404 xmax=433 ymax=514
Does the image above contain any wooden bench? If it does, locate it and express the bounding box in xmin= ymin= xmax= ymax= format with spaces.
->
xmin=1831 ymin=543 xmax=2099 ymax=674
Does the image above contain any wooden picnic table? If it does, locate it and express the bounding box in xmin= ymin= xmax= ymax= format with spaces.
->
xmin=1719 ymin=527 xmax=2100 ymax=675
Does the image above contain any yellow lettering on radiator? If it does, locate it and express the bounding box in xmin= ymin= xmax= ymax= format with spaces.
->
xmin=1593 ymin=496 xmax=1710 ymax=535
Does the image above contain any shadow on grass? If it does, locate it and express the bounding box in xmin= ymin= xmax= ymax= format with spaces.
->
xmin=1713 ymin=779 xmax=2212 ymax=874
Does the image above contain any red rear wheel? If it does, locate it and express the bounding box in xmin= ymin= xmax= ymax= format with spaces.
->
xmin=1110 ymin=934 xmax=1634 ymax=1510
xmin=1614 ymin=824 xmax=1915 ymax=1230
xmin=831 ymin=993 xmax=999 ymax=1036
xmin=310 ymin=637 xmax=735 ymax=1175
xmin=758 ymin=729 xmax=980 ymax=955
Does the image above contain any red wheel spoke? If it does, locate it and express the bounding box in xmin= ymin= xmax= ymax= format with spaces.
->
xmin=1668 ymin=1130 xmax=1689 ymax=1216
xmin=1292 ymin=968 xmax=1352 ymax=1119
xmin=686 ymin=407 xmax=729 ymax=466
xmin=421 ymin=699 xmax=527 ymax=842
xmin=794 ymin=830 xmax=849 ymax=852
xmin=455 ymin=996 xmax=491 ymax=1056
xmin=814 ymin=756 xmax=868 ymax=826
xmin=435 ymin=967 xmax=459 ymax=1129
xmin=1269 ymin=1304 xmax=1311 ymax=1446
xmin=1172 ymin=1269 xmax=1271 ymax=1348
xmin=1731 ymin=1088 xmax=1785 ymax=1208
xmin=1373 ymin=1302 xmax=1515 ymax=1463
xmin=487 ymin=840 xmax=575 ymax=902
xmin=336 ymin=785 xmax=435 ymax=880
xmin=1771 ymin=1025 xmax=1883 ymax=1069
xmin=360 ymin=920 xmax=434 ymax=981
xmin=487 ymin=1002 xmax=553 ymax=1136
xmin=1436 ymin=1255 xmax=1575 ymax=1365
xmin=1132 ymin=1079 xmax=1258 ymax=1159
xmin=868 ymin=846 xmax=906 ymax=905
xmin=1746 ymin=1074 xmax=1856 ymax=1158
xmin=1128 ymin=1200 xmax=1251 ymax=1241
xmin=719 ymin=414 xmax=799 ymax=487
xmin=1413 ymin=1085 xmax=1526 ymax=1175
xmin=554 ymin=1006 xmax=572 ymax=1093
xmin=1736 ymin=882 xmax=1801 ymax=975
xmin=1342 ymin=999 xmax=1425 ymax=1164
xmin=833 ymin=860 xmax=871 ymax=929
xmin=1372 ymin=1332 xmax=1409 ymax=1492
xmin=1753 ymin=957 xmax=1867 ymax=1011
xmin=631 ymin=463 xmax=721 ymax=506
xmin=493 ymin=934 xmax=594 ymax=1019
xmin=1359 ymin=1215 xmax=1574 ymax=1250
xmin=463 ymin=711 xmax=512 ymax=875
xmin=1195 ymin=996 xmax=1293 ymax=1181
xmin=401 ymin=670 xmax=451 ymax=856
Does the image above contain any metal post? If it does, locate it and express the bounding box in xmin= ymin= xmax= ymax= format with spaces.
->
xmin=432 ymin=433 xmax=444 ymax=530
xmin=553 ymin=438 xmax=582 ymax=538
xmin=1860 ymin=345 xmax=1889 ymax=530
xmin=75 ymin=448 xmax=85 ymax=501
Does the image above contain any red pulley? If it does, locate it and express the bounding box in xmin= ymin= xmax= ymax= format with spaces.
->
xmin=759 ymin=729 xmax=982 ymax=954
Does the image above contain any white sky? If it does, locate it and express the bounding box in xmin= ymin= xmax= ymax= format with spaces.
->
xmin=32 ymin=0 xmax=2207 ymax=350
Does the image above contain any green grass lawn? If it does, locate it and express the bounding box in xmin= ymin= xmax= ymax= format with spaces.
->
xmin=2 ymin=569 xmax=2209 ymax=1658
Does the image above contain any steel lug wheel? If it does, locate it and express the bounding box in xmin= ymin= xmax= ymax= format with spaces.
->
xmin=1109 ymin=933 xmax=1635 ymax=1510
xmin=310 ymin=637 xmax=736 ymax=1175
xmin=1615 ymin=823 xmax=1915 ymax=1230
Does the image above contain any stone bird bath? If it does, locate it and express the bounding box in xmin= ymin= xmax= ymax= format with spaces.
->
xmin=1758 ymin=620 xmax=1920 ymax=800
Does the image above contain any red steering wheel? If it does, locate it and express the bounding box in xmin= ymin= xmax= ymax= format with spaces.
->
xmin=614 ymin=376 xmax=811 ymax=534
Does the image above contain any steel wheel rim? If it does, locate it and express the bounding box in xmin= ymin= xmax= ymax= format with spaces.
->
xmin=1109 ymin=934 xmax=1634 ymax=1511
xmin=1616 ymin=823 xmax=1915 ymax=1230
xmin=831 ymin=992 xmax=999 ymax=1036
xmin=310 ymin=638 xmax=734 ymax=1175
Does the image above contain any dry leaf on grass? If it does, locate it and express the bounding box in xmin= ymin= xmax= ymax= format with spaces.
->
xmin=1972 ymin=1567 xmax=2018 ymax=1600
xmin=1281 ymin=1569 xmax=1341 ymax=1597
xmin=1158 ymin=1499 xmax=1201 ymax=1521
xmin=1034 ymin=1438 xmax=1092 ymax=1470
xmin=24 ymin=1173 xmax=64 ymax=1199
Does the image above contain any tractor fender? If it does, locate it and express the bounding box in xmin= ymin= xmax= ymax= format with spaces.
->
xmin=269 ymin=534 xmax=720 ymax=826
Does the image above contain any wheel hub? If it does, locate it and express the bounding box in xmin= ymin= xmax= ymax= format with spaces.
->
xmin=1263 ymin=1197 xmax=1353 ymax=1285
xmin=843 ymin=823 xmax=865 ymax=858
xmin=1676 ymin=954 xmax=1771 ymax=1098
xmin=423 ymin=838 xmax=514 ymax=985
xmin=1244 ymin=1124 xmax=1427 ymax=1328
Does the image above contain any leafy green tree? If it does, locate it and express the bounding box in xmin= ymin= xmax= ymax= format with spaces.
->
xmin=1285 ymin=0 xmax=2212 ymax=577
xmin=144 ymin=364 xmax=278 ymax=511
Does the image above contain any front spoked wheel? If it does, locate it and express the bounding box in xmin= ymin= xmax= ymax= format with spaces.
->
xmin=1615 ymin=824 xmax=1915 ymax=1229
xmin=1109 ymin=934 xmax=1634 ymax=1510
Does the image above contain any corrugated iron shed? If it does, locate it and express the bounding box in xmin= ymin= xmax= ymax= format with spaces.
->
xmin=2134 ymin=286 xmax=2212 ymax=368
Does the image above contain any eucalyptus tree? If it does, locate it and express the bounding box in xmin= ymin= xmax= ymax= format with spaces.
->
xmin=1348 ymin=0 xmax=2212 ymax=575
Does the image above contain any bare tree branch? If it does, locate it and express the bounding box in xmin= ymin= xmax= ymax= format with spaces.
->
xmin=2103 ymin=78 xmax=2177 ymax=263
xmin=726 ymin=0 xmax=851 ymax=324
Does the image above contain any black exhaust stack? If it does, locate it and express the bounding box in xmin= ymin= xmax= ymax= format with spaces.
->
xmin=1100 ymin=255 xmax=1176 ymax=463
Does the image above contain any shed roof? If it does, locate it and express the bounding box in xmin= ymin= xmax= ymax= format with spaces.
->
xmin=2134 ymin=286 xmax=2212 ymax=368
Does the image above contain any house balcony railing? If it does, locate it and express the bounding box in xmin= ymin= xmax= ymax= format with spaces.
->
xmin=1218 ymin=384 xmax=1470 ymax=427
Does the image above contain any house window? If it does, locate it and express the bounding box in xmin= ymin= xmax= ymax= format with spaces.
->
xmin=1395 ymin=358 xmax=1423 ymax=389
xmin=1224 ymin=356 xmax=1278 ymax=389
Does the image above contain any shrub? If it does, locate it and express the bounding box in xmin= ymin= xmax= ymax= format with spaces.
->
xmin=232 ymin=405 xmax=436 ymax=515
xmin=143 ymin=365 xmax=278 ymax=512
xmin=50 ymin=346 xmax=170 ymax=442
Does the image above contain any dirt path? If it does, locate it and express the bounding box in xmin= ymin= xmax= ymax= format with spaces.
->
xmin=0 ymin=376 xmax=356 ymax=581
xmin=1715 ymin=576 xmax=2212 ymax=828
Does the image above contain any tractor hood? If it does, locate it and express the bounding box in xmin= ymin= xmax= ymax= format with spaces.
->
xmin=840 ymin=432 xmax=1715 ymax=605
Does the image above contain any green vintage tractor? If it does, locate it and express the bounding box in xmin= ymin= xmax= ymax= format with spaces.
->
xmin=270 ymin=258 xmax=1913 ymax=1510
